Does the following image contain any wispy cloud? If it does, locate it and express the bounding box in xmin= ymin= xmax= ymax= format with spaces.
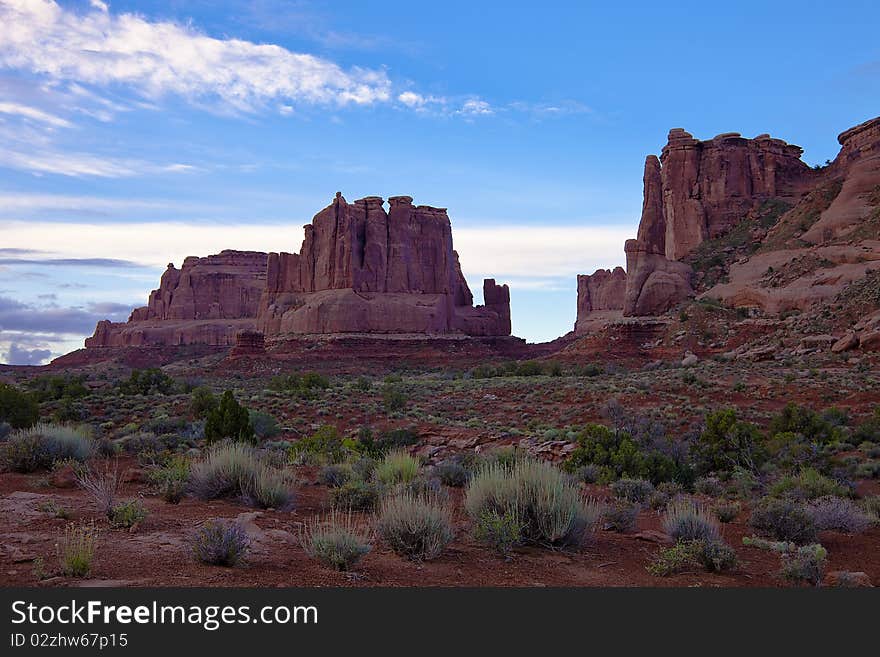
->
xmin=0 ymin=148 xmax=200 ymax=178
xmin=0 ymin=100 xmax=72 ymax=127
xmin=0 ymin=0 xmax=392 ymax=113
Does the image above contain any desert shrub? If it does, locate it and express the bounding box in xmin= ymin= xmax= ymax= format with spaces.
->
xmin=662 ymin=499 xmax=720 ymax=543
xmin=572 ymin=463 xmax=599 ymax=484
xmin=861 ymin=495 xmax=880 ymax=522
xmin=601 ymin=500 xmax=639 ymax=533
xmin=26 ymin=374 xmax=88 ymax=403
xmin=353 ymin=426 xmax=420 ymax=458
xmin=381 ymin=384 xmax=407 ymax=413
xmin=375 ymin=449 xmax=420 ymax=486
xmin=330 ymin=479 xmax=380 ymax=511
xmin=435 ymin=460 xmax=469 ymax=487
xmin=190 ymin=520 xmax=250 ymax=566
xmin=301 ymin=511 xmax=372 ymax=571
xmin=856 ymin=460 xmax=880 ymax=478
xmin=269 ymin=371 xmax=330 ymax=398
xmin=377 ymin=493 xmax=454 ymax=561
xmin=473 ymin=509 xmax=523 ymax=555
xmin=694 ymin=476 xmax=723 ymax=497
xmin=563 ymin=423 xmax=690 ymax=486
xmin=713 ymin=500 xmax=741 ymax=523
xmin=691 ymin=409 xmax=764 ymax=475
xmin=244 ymin=465 xmax=294 ymax=510
xmin=647 ymin=541 xmax=700 ymax=576
xmin=0 ymin=383 xmax=39 ymax=429
xmin=204 ymin=391 xmax=255 ymax=445
xmin=149 ymin=455 xmax=190 ymax=503
xmin=118 ymin=368 xmax=177 ymax=396
xmin=190 ymin=442 xmax=291 ymax=508
xmin=807 ymin=496 xmax=871 ymax=533
xmin=319 ymin=463 xmax=353 ymax=488
xmin=109 ymin=500 xmax=148 ymax=529
xmin=769 ymin=403 xmax=841 ymax=445
xmin=190 ymin=387 xmax=217 ymax=419
xmin=750 ymin=497 xmax=817 ymax=544
xmin=465 ymin=458 xmax=600 ymax=549
xmin=248 ymin=410 xmax=280 ymax=440
xmin=648 ymin=539 xmax=736 ymax=576
xmin=768 ymin=468 xmax=848 ymax=501
xmin=289 ymin=425 xmax=347 ymax=463
xmin=76 ymin=463 xmax=121 ymax=517
xmin=763 ymin=431 xmax=823 ymax=472
xmin=57 ymin=522 xmax=97 ymax=577
xmin=611 ymin=477 xmax=654 ymax=503
xmin=2 ymin=424 xmax=93 ymax=472
xmin=780 ymin=543 xmax=827 ymax=586
xmin=697 ymin=539 xmax=738 ymax=572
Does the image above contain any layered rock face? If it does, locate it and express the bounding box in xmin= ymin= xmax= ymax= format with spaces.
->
xmin=576 ymin=125 xmax=818 ymax=329
xmin=573 ymin=267 xmax=626 ymax=333
xmin=259 ymin=193 xmax=510 ymax=336
xmin=85 ymin=194 xmax=511 ymax=349
xmin=85 ymin=251 xmax=267 ymax=347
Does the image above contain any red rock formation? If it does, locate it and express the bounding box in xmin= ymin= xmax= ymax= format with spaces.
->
xmin=258 ymin=193 xmax=510 ymax=337
xmin=85 ymin=194 xmax=511 ymax=349
xmin=230 ymin=330 xmax=266 ymax=356
xmin=576 ymin=124 xmax=820 ymax=327
xmin=86 ymin=251 xmax=267 ymax=347
xmin=660 ymin=129 xmax=812 ymax=260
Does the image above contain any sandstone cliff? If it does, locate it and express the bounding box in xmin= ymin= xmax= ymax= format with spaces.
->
xmin=259 ymin=193 xmax=510 ymax=336
xmin=576 ymin=116 xmax=880 ymax=332
xmin=86 ymin=194 xmax=511 ymax=349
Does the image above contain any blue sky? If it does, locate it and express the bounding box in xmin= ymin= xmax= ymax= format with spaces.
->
xmin=1 ymin=0 xmax=878 ymax=363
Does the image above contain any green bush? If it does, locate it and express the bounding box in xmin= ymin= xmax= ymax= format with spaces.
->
xmin=648 ymin=539 xmax=736 ymax=576
xmin=109 ymin=500 xmax=148 ymax=529
xmin=249 ymin=410 xmax=280 ymax=440
xmin=465 ymin=458 xmax=599 ymax=549
xmin=768 ymin=403 xmax=840 ymax=445
xmin=118 ymin=368 xmax=177 ymax=395
xmin=204 ymin=391 xmax=254 ymax=445
xmin=713 ymin=500 xmax=741 ymax=523
xmin=381 ymin=384 xmax=407 ymax=413
xmin=473 ymin=509 xmax=522 ymax=555
xmin=563 ymin=423 xmax=691 ymax=486
xmin=435 ymin=460 xmax=469 ymax=487
xmin=691 ymin=409 xmax=764 ymax=475
xmin=768 ymin=468 xmax=848 ymax=501
xmin=301 ymin=511 xmax=372 ymax=571
xmin=26 ymin=375 xmax=88 ymax=403
xmin=375 ymin=449 xmax=420 ymax=486
xmin=289 ymin=425 xmax=347 ymax=463
xmin=329 ymin=479 xmax=380 ymax=511
xmin=0 ymin=383 xmax=39 ymax=429
xmin=2 ymin=424 xmax=93 ymax=473
xmin=377 ymin=493 xmax=454 ymax=561
xmin=780 ymin=543 xmax=827 ymax=586
xmin=149 ymin=455 xmax=190 ymax=504
xmin=190 ymin=387 xmax=217 ymax=419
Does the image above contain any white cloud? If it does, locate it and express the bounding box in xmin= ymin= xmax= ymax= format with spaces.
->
xmin=0 ymin=0 xmax=392 ymax=113
xmin=0 ymin=100 xmax=72 ymax=127
xmin=0 ymin=148 xmax=198 ymax=178
xmin=0 ymin=192 xmax=172 ymax=214
xmin=457 ymin=98 xmax=494 ymax=116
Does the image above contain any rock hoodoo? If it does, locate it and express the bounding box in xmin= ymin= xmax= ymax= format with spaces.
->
xmin=85 ymin=194 xmax=512 ymax=349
